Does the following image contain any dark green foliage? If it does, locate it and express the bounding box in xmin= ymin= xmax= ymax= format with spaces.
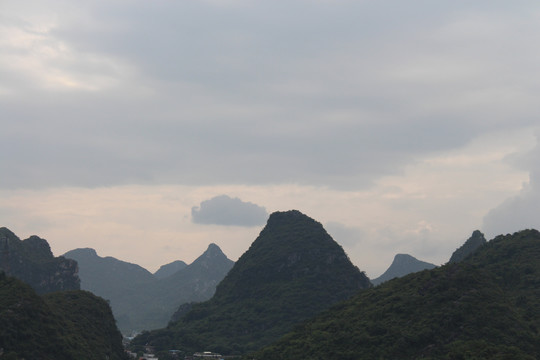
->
xmin=169 ymin=301 xmax=196 ymax=323
xmin=0 ymin=272 xmax=127 ymax=359
xmin=44 ymin=291 xmax=127 ymax=359
xmin=132 ymin=210 xmax=371 ymax=355
xmin=0 ymin=271 xmax=66 ymax=359
xmin=65 ymin=243 xmax=234 ymax=333
xmin=0 ymin=227 xmax=79 ymax=294
xmin=252 ymin=229 xmax=540 ymax=359
xmin=448 ymin=229 xmax=487 ymax=263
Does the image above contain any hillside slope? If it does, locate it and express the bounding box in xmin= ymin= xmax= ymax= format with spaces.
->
xmin=154 ymin=260 xmax=187 ymax=279
xmin=253 ymin=229 xmax=540 ymax=359
xmin=65 ymin=243 xmax=233 ymax=333
xmin=0 ymin=272 xmax=126 ymax=360
xmin=371 ymin=253 xmax=436 ymax=285
xmin=448 ymin=229 xmax=487 ymax=263
xmin=0 ymin=227 xmax=79 ymax=293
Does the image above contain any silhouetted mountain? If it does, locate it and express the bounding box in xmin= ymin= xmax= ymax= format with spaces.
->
xmin=449 ymin=229 xmax=487 ymax=263
xmin=63 ymin=247 xmax=156 ymax=332
xmin=253 ymin=229 xmax=540 ymax=359
xmin=0 ymin=272 xmax=126 ymax=359
xmin=154 ymin=243 xmax=234 ymax=314
xmin=371 ymin=254 xmax=436 ymax=285
xmin=64 ymin=243 xmax=233 ymax=333
xmin=154 ymin=260 xmax=187 ymax=279
xmin=0 ymin=227 xmax=79 ymax=294
xmin=132 ymin=210 xmax=371 ymax=355
xmin=64 ymin=248 xmax=155 ymax=292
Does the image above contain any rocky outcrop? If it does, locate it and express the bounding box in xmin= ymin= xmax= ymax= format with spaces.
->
xmin=449 ymin=230 xmax=487 ymax=263
xmin=0 ymin=227 xmax=80 ymax=294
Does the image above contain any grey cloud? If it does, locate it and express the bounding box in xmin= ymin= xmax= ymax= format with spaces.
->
xmin=191 ymin=195 xmax=268 ymax=226
xmin=2 ymin=1 xmax=540 ymax=190
xmin=483 ymin=190 xmax=540 ymax=237
xmin=483 ymin=136 xmax=540 ymax=237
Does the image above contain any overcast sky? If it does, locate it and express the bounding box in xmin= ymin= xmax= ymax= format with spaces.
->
xmin=1 ymin=0 xmax=539 ymax=278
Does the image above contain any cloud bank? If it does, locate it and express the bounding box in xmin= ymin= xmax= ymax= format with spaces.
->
xmin=2 ymin=1 xmax=539 ymax=190
xmin=483 ymin=135 xmax=540 ymax=237
xmin=192 ymin=195 xmax=268 ymax=227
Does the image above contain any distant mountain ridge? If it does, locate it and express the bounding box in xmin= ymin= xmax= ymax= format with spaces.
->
xmin=132 ymin=210 xmax=371 ymax=355
xmin=154 ymin=260 xmax=187 ymax=279
xmin=64 ymin=243 xmax=234 ymax=333
xmin=0 ymin=227 xmax=79 ymax=294
xmin=371 ymin=253 xmax=436 ymax=285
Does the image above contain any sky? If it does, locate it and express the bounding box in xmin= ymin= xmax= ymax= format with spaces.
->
xmin=1 ymin=0 xmax=539 ymax=278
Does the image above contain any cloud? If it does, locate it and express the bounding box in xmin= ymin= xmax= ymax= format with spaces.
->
xmin=2 ymin=1 xmax=540 ymax=190
xmin=191 ymin=195 xmax=268 ymax=226
xmin=325 ymin=222 xmax=365 ymax=248
xmin=483 ymin=135 xmax=540 ymax=237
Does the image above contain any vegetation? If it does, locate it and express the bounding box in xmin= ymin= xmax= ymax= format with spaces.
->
xmin=251 ymin=229 xmax=540 ymax=359
xmin=131 ymin=210 xmax=371 ymax=355
xmin=448 ymin=229 xmax=487 ymax=263
xmin=44 ymin=291 xmax=127 ymax=359
xmin=0 ymin=272 xmax=127 ymax=359
xmin=0 ymin=227 xmax=79 ymax=294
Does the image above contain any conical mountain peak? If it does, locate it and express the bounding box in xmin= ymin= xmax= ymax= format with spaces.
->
xmin=190 ymin=243 xmax=228 ymax=269
xmin=203 ymin=243 xmax=224 ymax=257
xmin=214 ymin=209 xmax=364 ymax=298
xmin=372 ymin=253 xmax=436 ymax=285
xmin=449 ymin=230 xmax=487 ymax=263
xmin=134 ymin=210 xmax=371 ymax=354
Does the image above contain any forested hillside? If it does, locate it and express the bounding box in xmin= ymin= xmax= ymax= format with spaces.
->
xmin=131 ymin=210 xmax=371 ymax=355
xmin=0 ymin=272 xmax=127 ymax=359
xmin=252 ymin=229 xmax=540 ymax=359
xmin=0 ymin=227 xmax=79 ymax=293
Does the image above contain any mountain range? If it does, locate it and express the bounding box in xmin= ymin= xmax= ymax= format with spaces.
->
xmin=3 ymin=216 xmax=536 ymax=359
xmin=132 ymin=210 xmax=372 ymax=355
xmin=64 ymin=243 xmax=234 ymax=333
